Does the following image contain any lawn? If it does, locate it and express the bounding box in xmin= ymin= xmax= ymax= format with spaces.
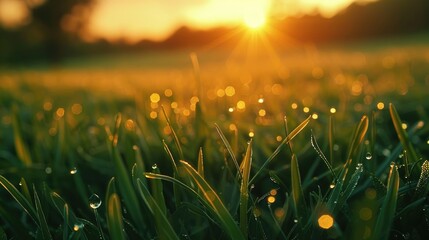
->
xmin=1 ymin=38 xmax=429 ymax=239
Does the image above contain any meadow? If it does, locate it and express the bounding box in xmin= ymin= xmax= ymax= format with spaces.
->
xmin=1 ymin=38 xmax=429 ymax=239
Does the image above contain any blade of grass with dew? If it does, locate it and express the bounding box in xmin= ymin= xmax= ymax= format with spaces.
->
xmin=214 ymin=123 xmax=240 ymax=176
xmin=161 ymin=106 xmax=184 ymax=160
xmin=50 ymin=192 xmax=89 ymax=239
xmin=0 ymin=175 xmax=38 ymax=224
xmin=389 ymin=103 xmax=419 ymax=164
xmin=335 ymin=163 xmax=363 ymax=209
xmin=198 ymin=147 xmax=205 ymax=178
xmin=310 ymin=130 xmax=336 ymax=179
xmin=150 ymin=165 xmax=167 ymax=215
xmin=136 ymin=179 xmax=179 ymax=240
xmin=346 ymin=115 xmax=368 ymax=162
xmin=291 ymin=153 xmax=305 ymax=219
xmin=110 ymin=114 xmax=145 ymax=226
xmin=107 ymin=193 xmax=126 ymax=240
xmin=326 ymin=159 xmax=350 ymax=213
xmin=179 ymin=160 xmax=245 ymax=239
xmin=251 ymin=115 xmax=311 ymax=184
xmin=240 ymin=139 xmax=252 ymax=238
xmin=329 ymin=114 xmax=334 ymax=165
xmin=414 ymin=160 xmax=429 ymax=198
xmin=373 ymin=163 xmax=400 ymax=240
xmin=33 ymin=186 xmax=52 ymax=240
xmin=19 ymin=177 xmax=32 ymax=203
xmin=11 ymin=105 xmax=32 ymax=166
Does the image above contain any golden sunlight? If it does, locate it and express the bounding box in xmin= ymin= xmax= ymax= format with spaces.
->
xmin=241 ymin=0 xmax=268 ymax=30
xmin=243 ymin=11 xmax=266 ymax=30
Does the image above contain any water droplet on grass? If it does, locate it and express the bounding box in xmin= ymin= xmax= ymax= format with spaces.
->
xmin=329 ymin=183 xmax=335 ymax=189
xmin=45 ymin=167 xmax=52 ymax=174
xmin=356 ymin=163 xmax=363 ymax=172
xmin=152 ymin=164 xmax=158 ymax=170
xmin=293 ymin=219 xmax=298 ymax=223
xmin=89 ymin=193 xmax=102 ymax=209
xmin=365 ymin=152 xmax=372 ymax=160
xmin=73 ymin=222 xmax=84 ymax=231
xmin=70 ymin=167 xmax=78 ymax=175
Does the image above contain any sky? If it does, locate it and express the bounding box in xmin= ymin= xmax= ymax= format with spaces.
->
xmin=0 ymin=0 xmax=377 ymax=43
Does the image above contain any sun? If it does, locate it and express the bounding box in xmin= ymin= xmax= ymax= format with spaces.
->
xmin=243 ymin=10 xmax=266 ymax=30
xmin=242 ymin=1 xmax=268 ymax=30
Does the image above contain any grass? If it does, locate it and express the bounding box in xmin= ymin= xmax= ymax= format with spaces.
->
xmin=1 ymin=43 xmax=429 ymax=239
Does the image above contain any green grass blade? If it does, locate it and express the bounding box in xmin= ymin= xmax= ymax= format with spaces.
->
xmin=162 ymin=140 xmax=178 ymax=174
xmin=110 ymin=114 xmax=145 ymax=226
xmin=310 ymin=130 xmax=336 ymax=179
xmin=145 ymin=172 xmax=199 ymax=196
xmin=107 ymin=193 xmax=126 ymax=240
xmin=239 ymin=140 xmax=252 ymax=238
xmin=161 ymin=140 xmax=182 ymax=207
xmin=0 ymin=175 xmax=38 ymax=224
xmin=136 ymin=179 xmax=179 ymax=240
xmin=327 ymin=159 xmax=350 ymax=213
xmin=150 ymin=166 xmax=167 ymax=215
xmin=329 ymin=114 xmax=334 ymax=165
xmin=389 ymin=103 xmax=419 ymax=164
xmin=12 ymin=105 xmax=32 ymax=166
xmin=33 ymin=186 xmax=52 ymax=240
xmin=346 ymin=115 xmax=368 ymax=161
xmin=415 ymin=160 xmax=429 ymax=198
xmin=373 ymin=163 xmax=400 ymax=240
xmin=291 ymin=154 xmax=305 ymax=218
xmin=19 ymin=177 xmax=32 ymax=203
xmin=179 ymin=160 xmax=244 ymax=240
xmin=336 ymin=163 xmax=363 ymax=208
xmin=132 ymin=145 xmax=147 ymax=186
xmin=50 ymin=191 xmax=84 ymax=237
xmin=62 ymin=204 xmax=69 ymax=240
xmin=214 ymin=123 xmax=240 ymax=176
xmin=250 ymin=115 xmax=311 ymax=184
xmin=161 ymin=105 xmax=184 ymax=160
xmin=198 ymin=147 xmax=205 ymax=178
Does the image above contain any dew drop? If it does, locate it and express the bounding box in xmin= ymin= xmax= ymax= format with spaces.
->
xmin=365 ymin=152 xmax=372 ymax=160
xmin=250 ymin=184 xmax=255 ymax=190
xmin=73 ymin=222 xmax=84 ymax=231
xmin=293 ymin=219 xmax=298 ymax=223
xmin=152 ymin=164 xmax=158 ymax=170
xmin=45 ymin=167 xmax=52 ymax=174
xmin=70 ymin=167 xmax=78 ymax=175
xmin=329 ymin=183 xmax=335 ymax=189
xmin=356 ymin=163 xmax=363 ymax=172
xmin=89 ymin=193 xmax=102 ymax=209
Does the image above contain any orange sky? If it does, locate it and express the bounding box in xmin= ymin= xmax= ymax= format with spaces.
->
xmin=0 ymin=0 xmax=377 ymax=43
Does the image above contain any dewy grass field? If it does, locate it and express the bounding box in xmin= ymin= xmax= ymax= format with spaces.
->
xmin=1 ymin=41 xmax=429 ymax=239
